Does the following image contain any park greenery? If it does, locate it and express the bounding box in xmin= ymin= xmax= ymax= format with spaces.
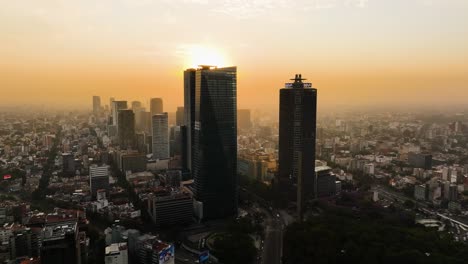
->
xmin=283 ymin=194 xmax=468 ymax=264
xmin=211 ymin=217 xmax=259 ymax=264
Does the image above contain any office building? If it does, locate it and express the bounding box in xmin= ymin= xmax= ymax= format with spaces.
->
xmin=105 ymin=243 xmax=128 ymax=264
xmin=131 ymin=101 xmax=142 ymax=112
xmin=414 ymin=184 xmax=427 ymax=201
xmin=62 ymin=153 xmax=76 ymax=176
xmin=147 ymin=188 xmax=192 ymax=226
xmin=116 ymin=151 xmax=147 ymax=173
xmin=176 ymin=107 xmax=184 ymax=126
xmin=150 ymin=98 xmax=163 ymax=116
xmin=408 ymin=153 xmax=433 ymax=170
xmin=136 ymin=237 xmax=174 ymax=264
xmin=40 ymin=221 xmax=81 ymax=264
xmin=117 ymin=110 xmax=136 ymax=149
xmin=90 ymin=165 xmax=110 ymax=200
xmin=9 ymin=228 xmax=40 ymax=259
xmin=184 ymin=68 xmax=196 ymax=171
xmin=237 ymin=109 xmax=252 ymax=131
xmin=152 ymin=113 xmax=169 ymax=160
xmin=190 ymin=66 xmax=237 ymax=219
xmin=110 ymin=97 xmax=115 ymax=110
xmin=112 ymin=101 xmax=128 ymax=126
xmin=136 ymin=111 xmax=152 ymax=134
xmin=180 ymin=126 xmax=189 ymax=171
xmin=278 ymin=74 xmax=317 ymax=220
xmin=315 ymin=166 xmax=336 ymax=198
xmin=93 ymin=96 xmax=101 ymax=115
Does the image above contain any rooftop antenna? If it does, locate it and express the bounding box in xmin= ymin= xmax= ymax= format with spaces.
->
xmin=290 ymin=74 xmax=306 ymax=83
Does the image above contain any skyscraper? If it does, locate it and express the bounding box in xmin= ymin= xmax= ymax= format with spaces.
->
xmin=150 ymin=98 xmax=163 ymax=116
xmin=93 ymin=96 xmax=101 ymax=115
xmin=184 ymin=69 xmax=196 ymax=171
xmin=278 ymin=74 xmax=317 ymax=221
xmin=90 ymin=165 xmax=110 ymax=200
xmin=176 ymin=106 xmax=184 ymax=126
xmin=190 ymin=66 xmax=238 ymax=219
xmin=237 ymin=109 xmax=252 ymax=131
xmin=40 ymin=221 xmax=81 ymax=264
xmin=118 ymin=110 xmax=136 ymax=149
xmin=131 ymin=101 xmax=143 ymax=112
xmin=112 ymin=101 xmax=128 ymax=126
xmin=152 ymin=113 xmax=169 ymax=160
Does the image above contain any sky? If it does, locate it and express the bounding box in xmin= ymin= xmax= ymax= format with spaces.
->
xmin=1 ymin=0 xmax=468 ymax=112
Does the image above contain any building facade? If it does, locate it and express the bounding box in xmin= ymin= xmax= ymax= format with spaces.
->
xmin=151 ymin=113 xmax=169 ymax=160
xmin=278 ymin=74 xmax=317 ymax=220
xmin=150 ymin=98 xmax=163 ymax=117
xmin=190 ymin=66 xmax=238 ymax=219
xmin=118 ymin=110 xmax=136 ymax=149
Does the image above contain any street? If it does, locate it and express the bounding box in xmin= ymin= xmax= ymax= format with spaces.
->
xmin=261 ymin=214 xmax=283 ymax=264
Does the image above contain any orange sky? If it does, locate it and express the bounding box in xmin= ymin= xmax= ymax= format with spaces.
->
xmin=1 ymin=0 xmax=468 ymax=112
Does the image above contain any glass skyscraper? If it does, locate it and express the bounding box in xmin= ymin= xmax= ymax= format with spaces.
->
xmin=278 ymin=74 xmax=317 ymax=220
xmin=117 ymin=109 xmax=136 ymax=149
xmin=186 ymin=66 xmax=238 ymax=219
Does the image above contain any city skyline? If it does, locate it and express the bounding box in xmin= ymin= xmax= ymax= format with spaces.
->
xmin=1 ymin=0 xmax=468 ymax=111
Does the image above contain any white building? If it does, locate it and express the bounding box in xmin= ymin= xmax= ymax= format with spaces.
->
xmin=152 ymin=113 xmax=169 ymax=160
xmin=364 ymin=163 xmax=375 ymax=175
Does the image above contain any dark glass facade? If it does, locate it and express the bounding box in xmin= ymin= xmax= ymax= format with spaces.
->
xmin=191 ymin=66 xmax=238 ymax=219
xmin=118 ymin=109 xmax=136 ymax=149
xmin=184 ymin=69 xmax=196 ymax=172
xmin=278 ymin=74 xmax=317 ymax=220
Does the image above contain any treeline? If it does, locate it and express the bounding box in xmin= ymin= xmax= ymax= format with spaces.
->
xmin=283 ymin=202 xmax=468 ymax=264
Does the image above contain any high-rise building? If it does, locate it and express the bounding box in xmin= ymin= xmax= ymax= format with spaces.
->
xmin=152 ymin=113 xmax=169 ymax=160
xmin=278 ymin=74 xmax=317 ymax=220
xmin=190 ymin=66 xmax=238 ymax=219
xmin=131 ymin=101 xmax=142 ymax=112
xmin=112 ymin=101 xmax=128 ymax=126
xmin=315 ymin=166 xmax=336 ymax=198
xmin=150 ymin=98 xmax=163 ymax=116
xmin=136 ymin=111 xmax=151 ymax=134
xmin=90 ymin=165 xmax=110 ymax=200
xmin=110 ymin=97 xmax=115 ymax=109
xmin=147 ymin=188 xmax=193 ymax=226
xmin=62 ymin=153 xmax=76 ymax=176
xmin=40 ymin=221 xmax=81 ymax=264
xmin=184 ymin=69 xmax=196 ymax=171
xmin=136 ymin=237 xmax=174 ymax=264
xmin=176 ymin=107 xmax=184 ymax=126
xmin=237 ymin=109 xmax=252 ymax=131
xmin=118 ymin=110 xmax=136 ymax=149
xmin=93 ymin=96 xmax=101 ymax=115
xmin=408 ymin=152 xmax=433 ymax=170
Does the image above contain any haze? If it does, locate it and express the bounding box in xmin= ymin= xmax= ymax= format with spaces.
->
xmin=1 ymin=0 xmax=467 ymax=111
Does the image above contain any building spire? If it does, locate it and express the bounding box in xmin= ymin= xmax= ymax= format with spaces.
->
xmin=290 ymin=73 xmax=306 ymax=83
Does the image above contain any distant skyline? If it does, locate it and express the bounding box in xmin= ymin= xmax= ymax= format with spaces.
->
xmin=1 ymin=0 xmax=468 ymax=112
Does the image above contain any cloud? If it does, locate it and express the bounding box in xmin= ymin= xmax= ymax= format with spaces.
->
xmin=212 ymin=0 xmax=288 ymax=19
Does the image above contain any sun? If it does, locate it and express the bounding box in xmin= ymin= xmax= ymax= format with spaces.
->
xmin=184 ymin=45 xmax=229 ymax=68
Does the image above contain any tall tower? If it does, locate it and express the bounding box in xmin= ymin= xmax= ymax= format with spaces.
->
xmin=190 ymin=66 xmax=237 ymax=219
xmin=93 ymin=96 xmax=101 ymax=115
xmin=118 ymin=109 xmax=136 ymax=149
xmin=278 ymin=74 xmax=317 ymax=221
xmin=112 ymin=101 xmax=128 ymax=126
xmin=176 ymin=106 xmax=185 ymax=126
xmin=150 ymin=98 xmax=163 ymax=116
xmin=184 ymin=68 xmax=196 ymax=171
xmin=152 ymin=113 xmax=169 ymax=160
